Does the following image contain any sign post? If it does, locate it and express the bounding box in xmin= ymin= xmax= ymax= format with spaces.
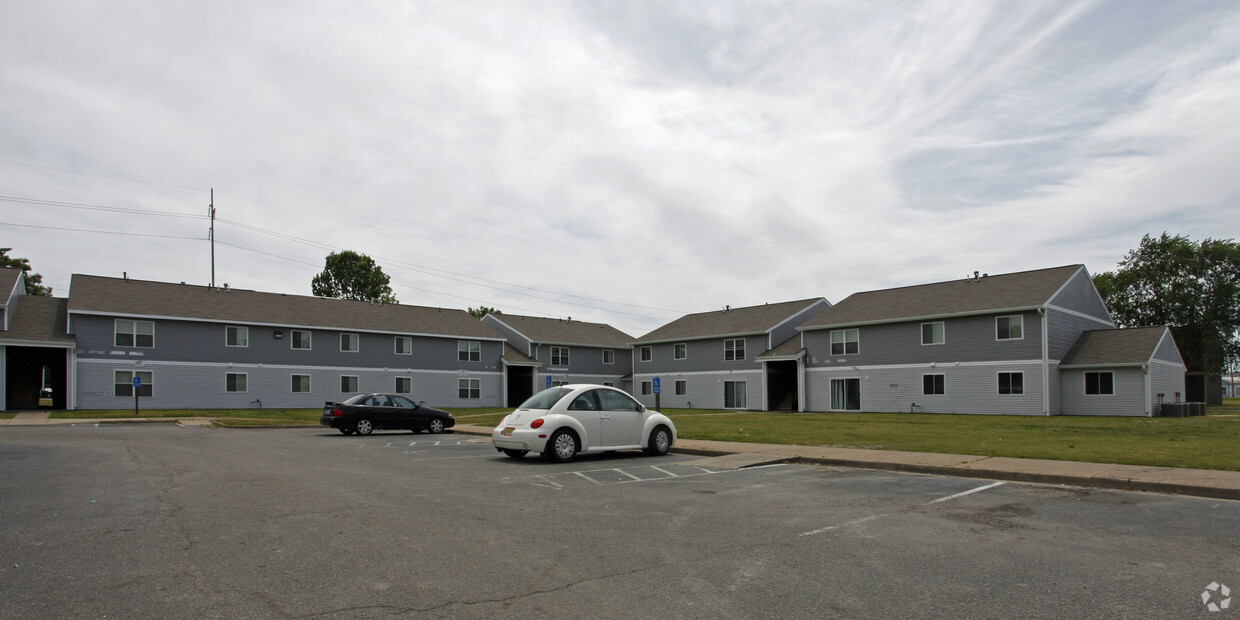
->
xmin=133 ymin=375 xmax=141 ymax=416
xmin=652 ymin=377 xmax=661 ymax=411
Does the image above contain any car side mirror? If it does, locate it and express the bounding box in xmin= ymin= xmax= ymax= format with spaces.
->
xmin=638 ymin=404 xmax=646 ymax=413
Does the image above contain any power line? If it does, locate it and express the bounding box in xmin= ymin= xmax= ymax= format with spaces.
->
xmin=0 ymin=221 xmax=203 ymax=241
xmin=0 ymin=195 xmax=203 ymax=219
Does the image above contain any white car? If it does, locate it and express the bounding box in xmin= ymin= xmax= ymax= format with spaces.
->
xmin=492 ymin=384 xmax=676 ymax=462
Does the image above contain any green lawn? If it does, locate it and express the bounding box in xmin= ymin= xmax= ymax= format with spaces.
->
xmin=42 ymin=399 xmax=1240 ymax=471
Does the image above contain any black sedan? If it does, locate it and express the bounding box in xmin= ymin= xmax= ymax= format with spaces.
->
xmin=321 ymin=393 xmax=455 ymax=436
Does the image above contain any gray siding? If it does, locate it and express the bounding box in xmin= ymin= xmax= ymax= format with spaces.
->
xmin=1152 ymin=332 xmax=1184 ymax=365
xmin=633 ymin=369 xmax=763 ymax=410
xmin=532 ymin=344 xmax=632 ymax=377
xmin=1045 ymin=308 xmax=1114 ymax=362
xmin=806 ymin=362 xmax=1045 ymax=415
xmin=72 ymin=315 xmax=502 ymax=373
xmin=804 ymin=312 xmax=1044 ymax=369
xmin=1048 ymin=269 xmax=1113 ymax=324
xmin=768 ymin=299 xmax=831 ymax=350
xmin=1150 ymin=360 xmax=1186 ymax=409
xmin=482 ymin=316 xmax=532 ymax=354
xmin=1060 ymin=368 xmax=1149 ymax=416
xmin=75 ymin=359 xmax=503 ymax=409
xmin=636 ymin=335 xmax=764 ymax=375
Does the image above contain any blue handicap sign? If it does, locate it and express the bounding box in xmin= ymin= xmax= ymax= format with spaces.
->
xmin=546 ymin=376 xmax=552 ymax=389
xmin=652 ymin=377 xmax=661 ymax=394
xmin=133 ymin=376 xmax=141 ymax=388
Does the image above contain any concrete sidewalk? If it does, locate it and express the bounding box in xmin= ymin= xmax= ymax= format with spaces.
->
xmin=451 ymin=424 xmax=1240 ymax=502
xmin=5 ymin=414 xmax=1238 ymax=501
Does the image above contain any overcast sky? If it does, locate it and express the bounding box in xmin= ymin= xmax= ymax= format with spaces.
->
xmin=3 ymin=1 xmax=1238 ymax=336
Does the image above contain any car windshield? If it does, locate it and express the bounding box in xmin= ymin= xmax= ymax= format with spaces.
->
xmin=342 ymin=394 xmax=369 ymax=405
xmin=517 ymin=387 xmax=574 ymax=410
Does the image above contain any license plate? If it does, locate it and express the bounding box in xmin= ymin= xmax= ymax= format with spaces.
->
xmin=502 ymin=428 xmax=514 ymax=437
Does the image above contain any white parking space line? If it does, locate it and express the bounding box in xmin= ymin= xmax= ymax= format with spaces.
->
xmin=572 ymin=471 xmax=605 ymax=485
xmin=800 ymin=480 xmax=1009 ymax=537
xmin=650 ymin=466 xmax=680 ymax=478
xmin=928 ymin=481 xmax=1007 ymax=504
xmin=616 ymin=469 xmax=643 ymax=481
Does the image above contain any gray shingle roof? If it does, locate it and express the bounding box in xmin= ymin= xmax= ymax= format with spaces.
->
xmin=800 ymin=265 xmax=1085 ymax=330
xmin=1060 ymin=327 xmax=1173 ymax=367
xmin=634 ymin=298 xmax=828 ymax=344
xmin=1 ymin=295 xmax=74 ymax=344
xmin=501 ymin=343 xmax=541 ymax=366
xmin=0 ymin=267 xmax=21 ymax=303
xmin=67 ymin=274 xmax=504 ymax=339
xmin=756 ymin=334 xmax=805 ymax=360
xmin=486 ymin=313 xmax=633 ymax=347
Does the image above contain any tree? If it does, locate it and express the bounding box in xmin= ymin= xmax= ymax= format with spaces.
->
xmin=1094 ymin=233 xmax=1240 ymax=376
xmin=311 ymin=250 xmax=397 ymax=303
xmin=468 ymin=306 xmax=501 ymax=320
xmin=0 ymin=247 xmax=52 ymax=295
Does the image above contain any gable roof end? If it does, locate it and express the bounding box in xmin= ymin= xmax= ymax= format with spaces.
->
xmin=634 ymin=298 xmax=828 ymax=344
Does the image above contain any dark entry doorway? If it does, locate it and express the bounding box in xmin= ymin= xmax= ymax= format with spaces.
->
xmin=766 ymin=361 xmax=798 ymax=411
xmin=6 ymin=346 xmax=68 ymax=410
xmin=506 ymin=366 xmax=534 ymax=407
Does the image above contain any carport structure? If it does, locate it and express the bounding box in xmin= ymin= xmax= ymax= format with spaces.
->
xmin=0 ymin=268 xmax=75 ymax=410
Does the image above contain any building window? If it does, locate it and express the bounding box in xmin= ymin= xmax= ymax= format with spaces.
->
xmin=459 ymin=378 xmax=480 ymax=399
xmin=291 ymin=330 xmax=312 ymax=350
xmin=724 ymin=381 xmax=747 ymax=408
xmin=641 ymin=380 xmax=652 ymax=395
xmin=1085 ymin=372 xmax=1114 ymax=395
xmin=551 ymin=346 xmax=570 ymax=366
xmin=674 ymin=343 xmax=687 ymax=360
xmin=458 ymin=340 xmax=481 ymax=362
xmin=602 ymin=349 xmax=614 ymax=364
xmin=340 ymin=333 xmax=360 ymax=352
xmin=921 ymin=322 xmax=944 ymax=346
xmin=114 ymin=370 xmax=153 ymax=397
xmin=923 ymin=374 xmax=945 ymax=395
xmin=830 ymin=378 xmax=861 ymax=411
xmin=226 ymin=325 xmax=249 ymax=347
xmin=291 ymin=374 xmax=311 ymax=393
xmin=675 ymin=380 xmax=687 ymax=396
xmin=396 ymin=377 xmax=412 ymax=394
xmin=115 ymin=319 xmax=154 ymax=348
xmin=341 ymin=375 xmax=359 ymax=393
xmin=998 ymin=372 xmax=1024 ymax=395
xmin=997 ymin=315 xmax=1024 ymax=340
xmin=830 ymin=329 xmax=859 ymax=355
xmin=640 ymin=346 xmax=652 ymax=362
xmin=394 ymin=336 xmax=412 ymax=355
xmin=226 ymin=373 xmax=248 ymax=393
xmin=724 ymin=339 xmax=745 ymax=361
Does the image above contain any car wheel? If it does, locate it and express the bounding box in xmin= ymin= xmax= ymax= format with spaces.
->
xmin=427 ymin=418 xmax=445 ymax=434
xmin=543 ymin=429 xmax=579 ymax=462
xmin=338 ymin=428 xmax=354 ymax=435
xmin=354 ymin=419 xmax=374 ymax=436
xmin=645 ymin=425 xmax=672 ymax=456
xmin=501 ymin=448 xmax=528 ymax=459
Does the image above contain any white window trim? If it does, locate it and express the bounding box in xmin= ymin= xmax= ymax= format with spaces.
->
xmin=551 ymin=346 xmax=570 ymax=366
xmin=225 ymin=325 xmax=249 ymax=348
xmin=291 ymin=374 xmax=311 ymax=393
xmin=724 ymin=339 xmax=746 ymax=361
xmin=830 ymin=329 xmax=859 ymax=356
xmin=640 ymin=346 xmax=652 ymax=362
xmin=340 ymin=333 xmax=360 ymax=353
xmin=674 ymin=343 xmax=687 ymax=360
xmin=291 ymin=330 xmax=312 ymax=351
xmin=458 ymin=340 xmax=481 ymax=362
xmin=1084 ymin=371 xmax=1115 ymax=396
xmin=922 ymin=373 xmax=945 ymax=395
xmin=675 ymin=380 xmax=687 ymax=396
xmin=394 ymin=336 xmax=413 ymax=356
xmin=458 ymin=377 xmax=481 ymax=399
xmin=996 ymin=315 xmax=1025 ymax=341
xmin=340 ymin=375 xmax=359 ymax=393
xmin=226 ymin=372 xmax=248 ymax=393
xmin=641 ymin=380 xmax=653 ymax=395
xmin=921 ymin=322 xmax=944 ymax=346
xmin=115 ymin=318 xmax=155 ymax=349
xmin=114 ymin=370 xmax=154 ymax=397
xmin=395 ymin=376 xmax=412 ymax=394
xmin=602 ymin=349 xmax=614 ymax=365
xmin=997 ymin=371 xmax=1025 ymax=395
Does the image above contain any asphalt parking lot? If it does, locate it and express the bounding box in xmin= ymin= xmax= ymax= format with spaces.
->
xmin=1 ymin=424 xmax=1237 ymax=618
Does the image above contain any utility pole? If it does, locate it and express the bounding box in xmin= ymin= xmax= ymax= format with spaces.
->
xmin=209 ymin=188 xmax=216 ymax=288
